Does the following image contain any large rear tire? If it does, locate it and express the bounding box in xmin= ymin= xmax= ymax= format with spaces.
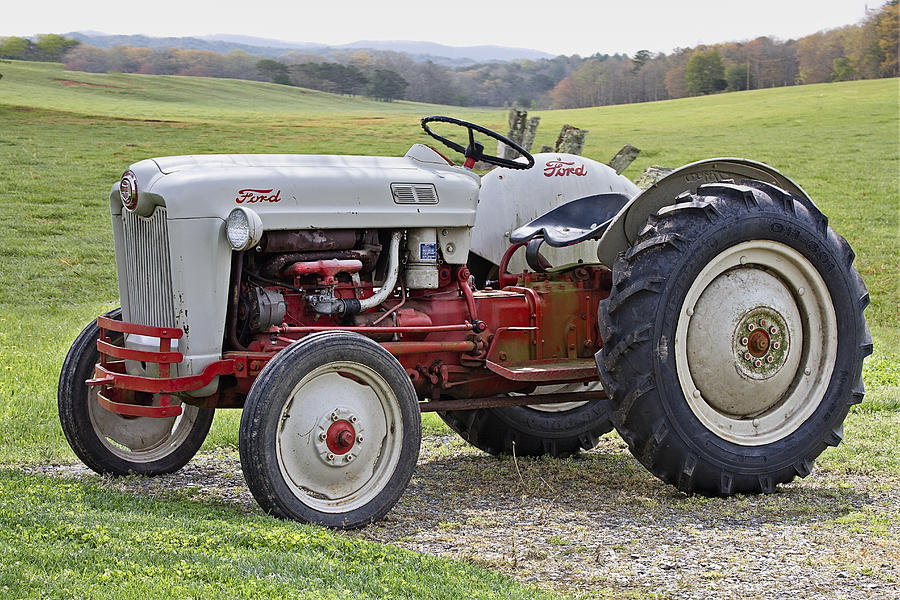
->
xmin=58 ymin=308 xmax=215 ymax=475
xmin=438 ymin=382 xmax=613 ymax=457
xmin=239 ymin=332 xmax=420 ymax=528
xmin=596 ymin=181 xmax=871 ymax=495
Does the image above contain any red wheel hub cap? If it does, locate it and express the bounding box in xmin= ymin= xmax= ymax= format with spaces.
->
xmin=325 ymin=420 xmax=356 ymax=455
xmin=747 ymin=329 xmax=770 ymax=357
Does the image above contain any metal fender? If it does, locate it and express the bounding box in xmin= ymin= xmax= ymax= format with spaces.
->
xmin=472 ymin=153 xmax=640 ymax=274
xmin=596 ymin=158 xmax=814 ymax=267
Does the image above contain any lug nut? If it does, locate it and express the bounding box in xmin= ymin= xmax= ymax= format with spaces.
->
xmin=357 ymin=435 xmax=364 ymax=443
xmin=773 ymin=341 xmax=781 ymax=350
xmin=760 ymin=319 xmax=767 ymax=327
xmin=331 ymin=412 xmax=339 ymax=421
xmin=337 ymin=430 xmax=354 ymax=448
xmin=747 ymin=323 xmax=756 ymax=331
xmin=349 ymin=415 xmax=357 ymax=423
xmin=345 ymin=455 xmax=354 ymax=463
xmin=326 ymin=453 xmax=335 ymax=461
xmin=741 ymin=337 xmax=749 ymax=346
xmin=770 ymin=326 xmax=778 ymax=334
xmin=754 ymin=359 xmax=763 ymax=367
xmin=319 ymin=432 xmax=327 ymax=440
xmin=767 ymin=355 xmax=775 ymax=363
xmin=744 ymin=352 xmax=752 ymax=360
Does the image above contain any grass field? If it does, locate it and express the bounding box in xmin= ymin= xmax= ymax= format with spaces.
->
xmin=0 ymin=60 xmax=897 ymax=598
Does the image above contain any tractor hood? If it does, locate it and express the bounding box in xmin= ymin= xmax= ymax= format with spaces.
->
xmin=110 ymin=144 xmax=481 ymax=230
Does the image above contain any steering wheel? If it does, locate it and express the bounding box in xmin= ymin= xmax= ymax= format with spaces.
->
xmin=421 ymin=116 xmax=535 ymax=170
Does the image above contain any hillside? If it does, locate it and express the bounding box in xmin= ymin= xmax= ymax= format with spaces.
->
xmin=64 ymin=31 xmax=555 ymax=66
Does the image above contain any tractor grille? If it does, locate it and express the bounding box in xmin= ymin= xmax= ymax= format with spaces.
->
xmin=121 ymin=207 xmax=176 ymax=328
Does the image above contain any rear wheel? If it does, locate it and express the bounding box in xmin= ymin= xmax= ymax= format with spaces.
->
xmin=596 ymin=181 xmax=871 ymax=494
xmin=58 ymin=308 xmax=214 ymax=475
xmin=438 ymin=382 xmax=612 ymax=457
xmin=239 ymin=332 xmax=420 ymax=528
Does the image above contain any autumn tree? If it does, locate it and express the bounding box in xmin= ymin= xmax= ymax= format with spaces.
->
xmin=796 ymin=29 xmax=849 ymax=83
xmin=62 ymin=45 xmax=110 ymax=72
xmin=876 ymin=0 xmax=899 ymax=76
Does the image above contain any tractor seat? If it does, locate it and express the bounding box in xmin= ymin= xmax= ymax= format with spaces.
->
xmin=509 ymin=193 xmax=631 ymax=248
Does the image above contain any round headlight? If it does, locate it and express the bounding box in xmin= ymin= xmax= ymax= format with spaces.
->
xmin=226 ymin=207 xmax=263 ymax=251
xmin=120 ymin=170 xmax=138 ymax=211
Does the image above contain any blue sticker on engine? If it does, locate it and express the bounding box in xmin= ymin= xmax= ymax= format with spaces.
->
xmin=419 ymin=243 xmax=437 ymax=260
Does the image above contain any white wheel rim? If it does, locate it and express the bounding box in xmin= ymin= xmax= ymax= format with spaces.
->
xmin=275 ymin=360 xmax=404 ymax=513
xmin=676 ymin=241 xmax=837 ymax=445
xmin=524 ymin=382 xmax=600 ymax=412
xmin=87 ymin=389 xmax=201 ymax=462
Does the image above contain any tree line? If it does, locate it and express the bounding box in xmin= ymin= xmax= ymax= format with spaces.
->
xmin=1 ymin=1 xmax=895 ymax=108
xmin=0 ymin=34 xmax=80 ymax=62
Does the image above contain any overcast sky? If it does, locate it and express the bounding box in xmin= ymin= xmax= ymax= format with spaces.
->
xmin=2 ymin=0 xmax=880 ymax=57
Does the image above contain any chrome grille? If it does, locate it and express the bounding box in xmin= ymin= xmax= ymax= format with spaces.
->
xmin=121 ymin=207 xmax=175 ymax=328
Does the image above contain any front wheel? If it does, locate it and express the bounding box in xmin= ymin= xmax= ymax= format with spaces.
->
xmin=58 ymin=308 xmax=214 ymax=475
xmin=596 ymin=181 xmax=871 ymax=495
xmin=239 ymin=332 xmax=421 ymax=528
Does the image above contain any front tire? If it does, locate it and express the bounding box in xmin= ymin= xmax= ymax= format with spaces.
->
xmin=239 ymin=332 xmax=420 ymax=528
xmin=596 ymin=181 xmax=871 ymax=495
xmin=58 ymin=308 xmax=215 ymax=475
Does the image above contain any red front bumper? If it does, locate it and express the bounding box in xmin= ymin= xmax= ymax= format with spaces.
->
xmin=87 ymin=316 xmax=234 ymax=417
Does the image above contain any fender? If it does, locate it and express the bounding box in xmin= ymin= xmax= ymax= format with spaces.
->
xmin=596 ymin=158 xmax=814 ymax=266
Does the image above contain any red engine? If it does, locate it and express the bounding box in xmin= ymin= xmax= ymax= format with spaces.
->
xmin=221 ymin=228 xmax=611 ymax=410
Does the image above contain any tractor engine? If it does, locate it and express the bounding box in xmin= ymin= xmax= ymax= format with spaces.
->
xmin=232 ymin=228 xmax=384 ymax=345
xmin=228 ymin=223 xmax=613 ymax=402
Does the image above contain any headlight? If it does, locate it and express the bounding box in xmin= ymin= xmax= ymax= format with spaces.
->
xmin=120 ymin=170 xmax=138 ymax=211
xmin=226 ymin=207 xmax=263 ymax=251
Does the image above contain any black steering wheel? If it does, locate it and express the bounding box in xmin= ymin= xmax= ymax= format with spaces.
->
xmin=421 ymin=116 xmax=535 ymax=170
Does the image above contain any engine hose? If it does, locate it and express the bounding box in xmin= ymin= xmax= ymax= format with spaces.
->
xmin=227 ymin=252 xmax=249 ymax=351
xmin=358 ymin=231 xmax=403 ymax=313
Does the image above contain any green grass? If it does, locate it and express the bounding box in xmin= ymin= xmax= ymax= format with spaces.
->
xmin=0 ymin=60 xmax=897 ymax=598
xmin=0 ymin=469 xmax=564 ymax=600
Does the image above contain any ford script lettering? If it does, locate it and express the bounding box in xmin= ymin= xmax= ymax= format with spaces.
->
xmin=235 ymin=188 xmax=282 ymax=204
xmin=543 ymin=159 xmax=587 ymax=177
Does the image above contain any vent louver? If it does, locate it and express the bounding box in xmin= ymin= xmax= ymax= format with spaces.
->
xmin=391 ymin=183 xmax=439 ymax=204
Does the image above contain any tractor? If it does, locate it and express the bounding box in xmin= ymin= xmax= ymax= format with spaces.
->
xmin=58 ymin=116 xmax=870 ymax=528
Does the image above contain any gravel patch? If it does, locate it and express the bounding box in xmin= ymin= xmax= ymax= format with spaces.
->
xmin=24 ymin=434 xmax=900 ymax=600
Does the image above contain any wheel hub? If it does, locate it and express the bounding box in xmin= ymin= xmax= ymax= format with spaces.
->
xmin=676 ymin=241 xmax=837 ymax=445
xmin=313 ymin=407 xmax=365 ymax=467
xmin=732 ymin=307 xmax=790 ymax=380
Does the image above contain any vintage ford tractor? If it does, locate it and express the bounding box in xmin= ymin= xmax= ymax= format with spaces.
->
xmin=58 ymin=116 xmax=870 ymax=528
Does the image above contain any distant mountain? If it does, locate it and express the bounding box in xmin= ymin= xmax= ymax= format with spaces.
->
xmin=65 ymin=32 xmax=556 ymax=65
xmin=319 ymin=40 xmax=553 ymax=63
xmin=64 ymin=32 xmax=299 ymax=59
xmin=197 ymin=34 xmax=327 ymax=51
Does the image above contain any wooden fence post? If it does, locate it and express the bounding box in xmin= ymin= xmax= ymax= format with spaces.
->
xmin=499 ymin=108 xmax=540 ymax=160
xmin=554 ymin=125 xmax=588 ymax=155
xmin=608 ymin=144 xmax=641 ymax=174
